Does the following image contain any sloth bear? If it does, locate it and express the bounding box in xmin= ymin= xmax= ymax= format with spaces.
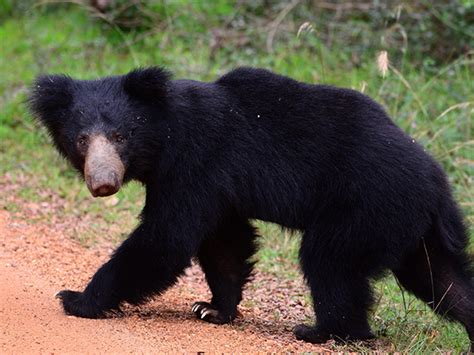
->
xmin=29 ymin=67 xmax=473 ymax=349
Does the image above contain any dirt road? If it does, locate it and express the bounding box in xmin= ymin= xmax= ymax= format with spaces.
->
xmin=0 ymin=210 xmax=328 ymax=353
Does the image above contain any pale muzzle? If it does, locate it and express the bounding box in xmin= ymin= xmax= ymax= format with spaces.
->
xmin=84 ymin=135 xmax=125 ymax=197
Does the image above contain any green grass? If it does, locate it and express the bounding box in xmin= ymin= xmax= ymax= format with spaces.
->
xmin=0 ymin=4 xmax=473 ymax=352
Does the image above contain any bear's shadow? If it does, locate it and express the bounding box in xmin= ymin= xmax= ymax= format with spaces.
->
xmin=121 ymin=302 xmax=299 ymax=341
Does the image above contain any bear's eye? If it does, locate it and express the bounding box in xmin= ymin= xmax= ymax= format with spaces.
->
xmin=77 ymin=136 xmax=88 ymax=147
xmin=114 ymin=134 xmax=125 ymax=144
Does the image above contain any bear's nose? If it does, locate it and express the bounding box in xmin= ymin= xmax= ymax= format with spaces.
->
xmin=87 ymin=172 xmax=121 ymax=197
xmin=94 ymin=185 xmax=118 ymax=197
xmin=93 ymin=182 xmax=119 ymax=197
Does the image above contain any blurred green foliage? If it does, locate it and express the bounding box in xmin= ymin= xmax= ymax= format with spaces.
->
xmin=4 ymin=0 xmax=470 ymax=66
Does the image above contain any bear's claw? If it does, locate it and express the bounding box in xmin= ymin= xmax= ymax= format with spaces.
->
xmin=191 ymin=301 xmax=231 ymax=324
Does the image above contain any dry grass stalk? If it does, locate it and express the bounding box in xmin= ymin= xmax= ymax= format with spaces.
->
xmin=377 ymin=50 xmax=389 ymax=78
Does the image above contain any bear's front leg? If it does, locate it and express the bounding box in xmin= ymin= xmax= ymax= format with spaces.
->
xmin=56 ymin=218 xmax=200 ymax=318
xmin=56 ymin=259 xmax=121 ymax=318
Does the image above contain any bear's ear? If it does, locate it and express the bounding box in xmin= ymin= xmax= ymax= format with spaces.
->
xmin=28 ymin=74 xmax=73 ymax=129
xmin=123 ymin=67 xmax=171 ymax=105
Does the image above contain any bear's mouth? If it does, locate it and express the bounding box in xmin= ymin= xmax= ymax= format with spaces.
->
xmin=84 ymin=135 xmax=125 ymax=197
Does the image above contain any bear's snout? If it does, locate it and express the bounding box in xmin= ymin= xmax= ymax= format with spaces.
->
xmin=87 ymin=171 xmax=121 ymax=197
xmin=84 ymin=135 xmax=125 ymax=197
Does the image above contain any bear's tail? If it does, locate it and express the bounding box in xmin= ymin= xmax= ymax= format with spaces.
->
xmin=434 ymin=198 xmax=471 ymax=257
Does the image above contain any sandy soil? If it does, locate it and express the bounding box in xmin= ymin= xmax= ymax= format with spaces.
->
xmin=0 ymin=208 xmax=330 ymax=353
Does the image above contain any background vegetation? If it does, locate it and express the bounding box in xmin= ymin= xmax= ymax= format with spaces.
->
xmin=0 ymin=0 xmax=473 ymax=352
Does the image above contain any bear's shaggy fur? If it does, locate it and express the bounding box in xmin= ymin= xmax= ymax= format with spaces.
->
xmin=29 ymin=67 xmax=474 ymax=348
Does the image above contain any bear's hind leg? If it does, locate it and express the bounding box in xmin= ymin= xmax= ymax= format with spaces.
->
xmin=194 ymin=219 xmax=258 ymax=324
xmin=393 ymin=238 xmax=474 ymax=351
xmin=295 ymin=230 xmax=375 ymax=344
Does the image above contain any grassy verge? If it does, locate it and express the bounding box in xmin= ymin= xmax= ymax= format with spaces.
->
xmin=1 ymin=5 xmax=473 ymax=352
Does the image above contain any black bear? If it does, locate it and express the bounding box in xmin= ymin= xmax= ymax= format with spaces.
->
xmin=29 ymin=67 xmax=473 ymax=349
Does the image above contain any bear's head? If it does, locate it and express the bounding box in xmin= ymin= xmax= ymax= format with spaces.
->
xmin=28 ymin=67 xmax=171 ymax=197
